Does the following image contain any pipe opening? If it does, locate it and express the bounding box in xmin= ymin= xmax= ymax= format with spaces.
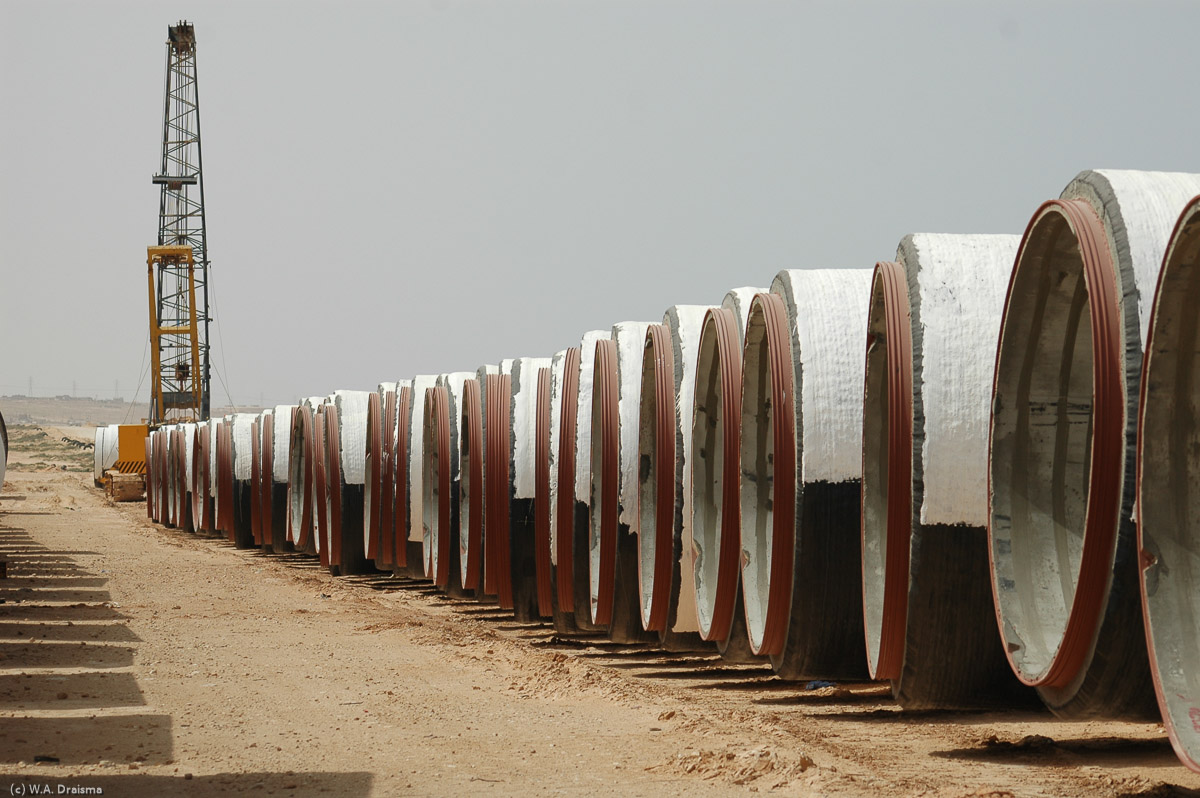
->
xmin=1139 ymin=197 xmax=1200 ymax=771
xmin=860 ymin=261 xmax=913 ymax=681
xmin=589 ymin=339 xmax=619 ymax=626
xmin=991 ymin=199 xmax=1121 ymax=687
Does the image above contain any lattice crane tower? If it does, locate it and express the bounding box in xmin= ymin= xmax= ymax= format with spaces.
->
xmin=148 ymin=20 xmax=211 ymax=424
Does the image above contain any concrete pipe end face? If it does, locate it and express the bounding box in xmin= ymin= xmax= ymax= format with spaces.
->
xmin=739 ymin=292 xmax=796 ymax=658
xmin=989 ymin=198 xmax=1123 ymax=690
xmin=1137 ymin=195 xmax=1200 ymax=772
xmin=690 ymin=307 xmax=741 ymax=643
xmin=636 ymin=323 xmax=673 ymax=632
xmin=860 ymin=261 xmax=913 ymax=682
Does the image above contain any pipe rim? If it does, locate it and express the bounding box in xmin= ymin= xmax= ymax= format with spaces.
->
xmin=460 ymin=379 xmax=484 ymax=590
xmin=250 ymin=420 xmax=262 ymax=545
xmin=637 ymin=324 xmax=676 ymax=631
xmin=324 ymin=405 xmax=345 ymax=567
xmin=988 ymin=198 xmax=1125 ymax=688
xmin=740 ymin=293 xmax=797 ymax=656
xmin=364 ymin=392 xmax=384 ymax=561
xmin=392 ymin=387 xmax=411 ymax=569
xmin=589 ymin=338 xmax=620 ymax=626
xmin=1136 ymin=195 xmax=1200 ymax=772
xmin=487 ymin=374 xmax=514 ymax=606
xmin=860 ymin=260 xmax=914 ymax=681
xmin=535 ymin=367 xmax=555 ymax=617
xmin=555 ymin=348 xmax=581 ymax=612
xmin=288 ymin=406 xmax=314 ymax=549
xmin=690 ymin=308 xmax=743 ymax=642
xmin=312 ymin=410 xmax=328 ymax=560
xmin=379 ymin=389 xmax=397 ymax=568
xmin=261 ymin=417 xmax=275 ymax=545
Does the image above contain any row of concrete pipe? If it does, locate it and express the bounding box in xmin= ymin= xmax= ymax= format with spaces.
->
xmin=131 ymin=169 xmax=1200 ymax=774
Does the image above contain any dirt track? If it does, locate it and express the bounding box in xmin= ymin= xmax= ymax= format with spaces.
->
xmin=1 ymin=432 xmax=1198 ymax=796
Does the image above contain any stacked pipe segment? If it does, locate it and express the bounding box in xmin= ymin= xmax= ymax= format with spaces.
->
xmin=569 ymin=331 xmax=610 ymax=631
xmin=1137 ymin=194 xmax=1200 ymax=772
xmin=990 ymin=169 xmax=1200 ymax=719
xmin=405 ymin=376 xmax=439 ymax=577
xmin=636 ymin=305 xmax=712 ymax=647
xmin=690 ymin=287 xmax=767 ymax=661
xmin=742 ymin=269 xmax=871 ymax=680
xmin=509 ymin=356 xmax=552 ymax=620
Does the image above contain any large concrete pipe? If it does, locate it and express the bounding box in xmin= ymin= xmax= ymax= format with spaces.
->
xmin=250 ymin=417 xmax=263 ymax=544
xmin=691 ymin=287 xmax=766 ymax=662
xmin=546 ymin=349 xmax=579 ymax=633
xmin=191 ymin=421 xmax=214 ymax=533
xmin=485 ymin=365 xmax=514 ymax=607
xmin=179 ymin=422 xmax=196 ymax=532
xmin=424 ymin=372 xmax=473 ymax=596
xmin=589 ymin=322 xmax=658 ymax=642
xmin=312 ymin=406 xmax=330 ymax=565
xmin=991 ymin=170 xmax=1200 ymax=718
xmin=403 ymin=375 xmax=439 ymax=578
xmin=214 ymin=419 xmax=232 ymax=536
xmin=861 ymin=235 xmax=1029 ymax=708
xmin=94 ymin=424 xmax=119 ymax=486
xmin=287 ymin=397 xmax=323 ymax=553
xmin=458 ymin=372 xmax=488 ymax=596
xmin=146 ymin=430 xmax=157 ymax=521
xmin=0 ymin=410 xmax=6 ymax=488
xmin=164 ymin=425 xmax=180 ymax=528
xmin=535 ymin=365 xmax=555 ymax=617
xmin=566 ymin=332 xmax=610 ymax=631
xmin=206 ymin=416 xmax=220 ymax=530
xmin=322 ymin=390 xmax=374 ymax=576
xmin=739 ymin=270 xmax=870 ymax=680
xmin=1137 ymin=195 xmax=1200 ymax=773
xmin=228 ymin=414 xmax=257 ymax=548
xmin=509 ymin=356 xmax=553 ymax=621
xmin=263 ymin=405 xmax=295 ymax=553
xmin=637 ymin=306 xmax=714 ymax=651
xmin=386 ymin=381 xmax=412 ymax=573
xmin=364 ymin=382 xmax=399 ymax=567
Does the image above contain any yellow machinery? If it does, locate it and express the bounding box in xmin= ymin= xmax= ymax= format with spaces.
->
xmin=147 ymin=245 xmax=203 ymax=423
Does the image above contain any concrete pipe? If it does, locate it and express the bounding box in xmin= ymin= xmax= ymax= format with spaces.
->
xmin=402 ymin=376 xmax=439 ymax=578
xmin=861 ymin=234 xmax=1029 ymax=709
xmin=387 ymin=383 xmax=413 ymax=572
xmin=691 ymin=287 xmax=766 ymax=662
xmin=165 ymin=425 xmax=181 ymax=528
xmin=637 ymin=306 xmax=714 ymax=652
xmin=94 ymin=424 xmax=119 ymax=486
xmin=535 ymin=365 xmax=555 ymax=618
xmin=546 ymin=349 xmax=579 ymax=633
xmin=263 ymin=405 xmax=295 ymax=553
xmin=0 ymin=410 xmax=6 ymax=488
xmin=364 ymin=383 xmax=399 ymax=568
xmin=486 ymin=366 xmax=515 ymax=607
xmin=179 ymin=423 xmax=196 ymax=532
xmin=1137 ymin=195 xmax=1200 ymax=773
xmin=322 ymin=390 xmax=374 ymax=576
xmin=424 ymin=372 xmax=473 ymax=596
xmin=228 ymin=413 xmax=258 ymax=549
xmin=381 ymin=381 xmax=415 ymax=573
xmin=214 ymin=420 xmax=232 ymax=536
xmin=159 ymin=428 xmax=172 ymax=526
xmin=509 ymin=356 xmax=553 ymax=622
xmin=287 ymin=398 xmax=323 ymax=553
xmin=313 ymin=407 xmax=330 ymax=565
xmin=250 ymin=418 xmax=263 ymax=545
xmin=589 ymin=322 xmax=658 ymax=642
xmin=739 ymin=270 xmax=871 ymax=680
xmin=991 ymin=170 xmax=1200 ymax=718
xmin=565 ymin=333 xmax=611 ymax=631
xmin=191 ymin=422 xmax=214 ymax=533
xmin=144 ymin=434 xmax=154 ymax=519
xmin=458 ymin=375 xmax=487 ymax=595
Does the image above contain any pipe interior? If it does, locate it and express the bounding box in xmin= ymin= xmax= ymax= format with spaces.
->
xmin=691 ymin=321 xmax=723 ymax=636
xmin=637 ymin=339 xmax=660 ymax=626
xmin=423 ymin=399 xmax=438 ymax=576
xmin=363 ymin=402 xmax=377 ymax=552
xmin=459 ymin=397 xmax=474 ymax=583
xmin=991 ymin=211 xmax=1095 ymax=681
xmin=1139 ymin=209 xmax=1200 ymax=744
xmin=739 ymin=305 xmax=773 ymax=653
xmin=861 ymin=274 xmax=891 ymax=674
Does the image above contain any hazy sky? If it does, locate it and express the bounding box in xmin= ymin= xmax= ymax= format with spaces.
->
xmin=2 ymin=1 xmax=1197 ymax=410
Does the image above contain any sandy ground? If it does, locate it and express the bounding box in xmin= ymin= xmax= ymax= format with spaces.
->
xmin=1 ymin=429 xmax=1198 ymax=797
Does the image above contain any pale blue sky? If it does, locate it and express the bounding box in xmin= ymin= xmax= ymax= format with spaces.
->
xmin=1 ymin=1 xmax=1197 ymax=408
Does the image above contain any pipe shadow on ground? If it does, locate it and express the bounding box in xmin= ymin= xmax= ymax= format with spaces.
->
xmin=933 ymin=735 xmax=1181 ymax=770
xmin=0 ymin=771 xmax=375 ymax=796
xmin=0 ymin=670 xmax=146 ymax=710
